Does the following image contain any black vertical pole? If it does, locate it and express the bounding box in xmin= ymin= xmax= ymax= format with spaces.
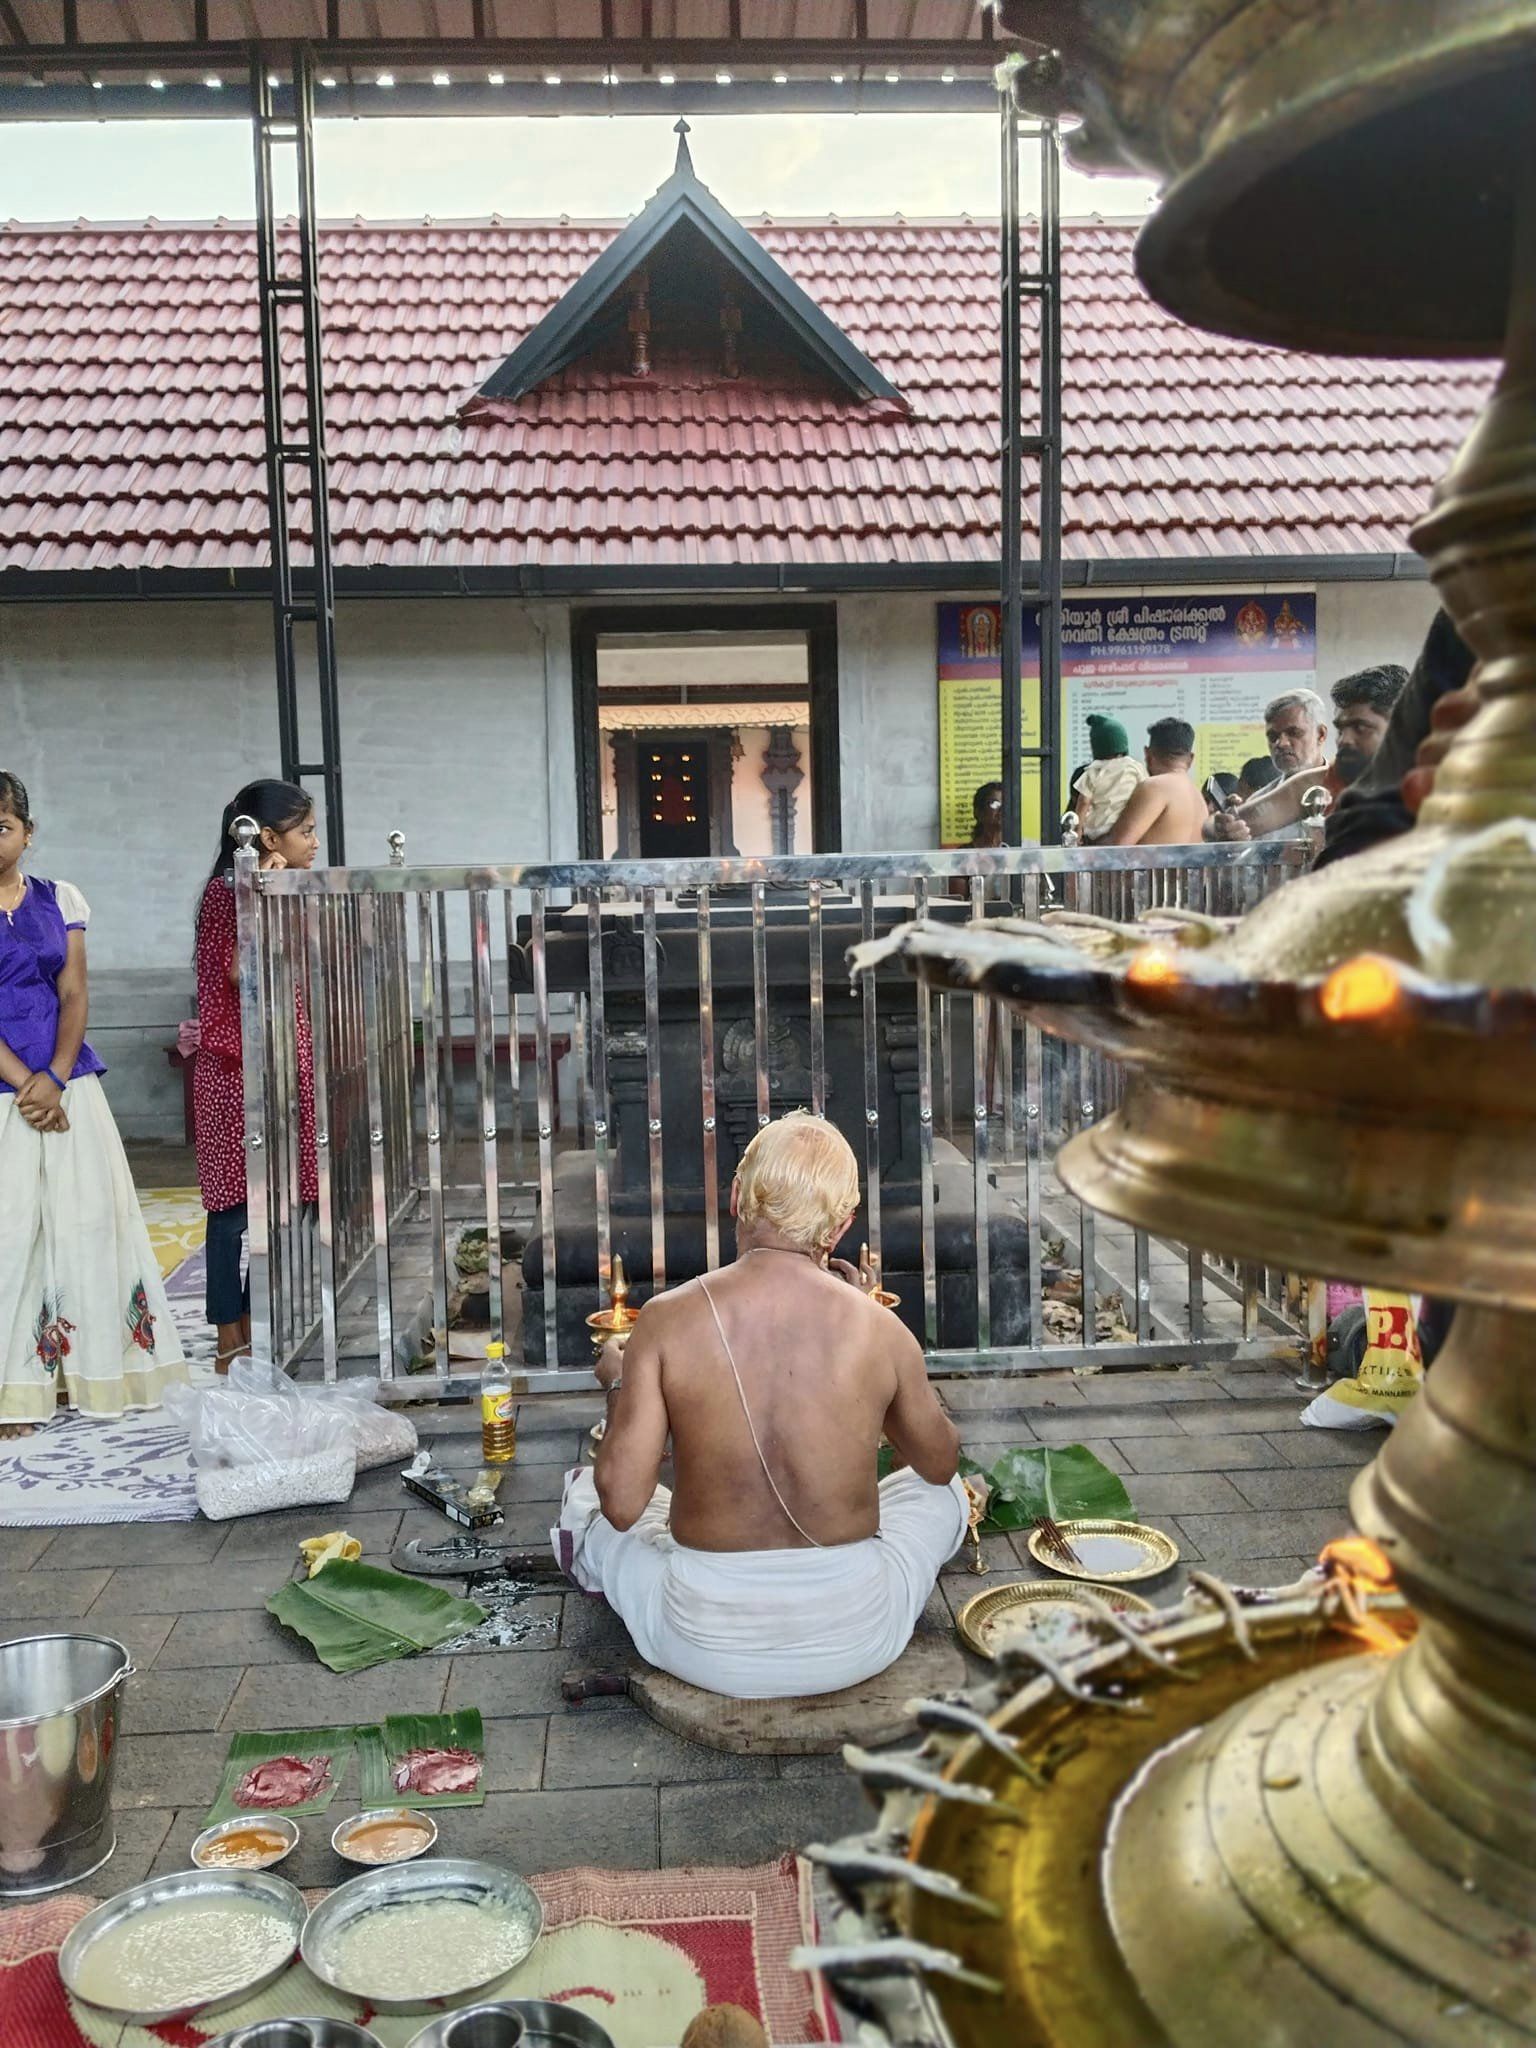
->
xmin=998 ymin=86 xmax=1024 ymax=846
xmin=251 ymin=54 xmax=300 ymax=789
xmin=1037 ymin=118 xmax=1063 ymax=843
xmin=292 ymin=45 xmax=345 ymax=861
xmin=250 ymin=44 xmax=345 ymax=863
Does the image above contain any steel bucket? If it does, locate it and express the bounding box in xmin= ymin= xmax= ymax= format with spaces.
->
xmin=0 ymin=1632 xmax=132 ymax=1897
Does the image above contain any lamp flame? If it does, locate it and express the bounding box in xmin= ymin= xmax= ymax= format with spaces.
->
xmin=1319 ymin=1535 xmax=1405 ymax=1653
xmin=1126 ymin=946 xmax=1181 ymax=990
xmin=1320 ymin=954 xmax=1401 ymax=1022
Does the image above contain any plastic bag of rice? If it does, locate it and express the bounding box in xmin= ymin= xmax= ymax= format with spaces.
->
xmin=196 ymin=1443 xmax=357 ymax=1521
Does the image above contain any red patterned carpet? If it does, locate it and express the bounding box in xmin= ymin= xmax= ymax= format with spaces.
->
xmin=0 ymin=1856 xmax=836 ymax=2047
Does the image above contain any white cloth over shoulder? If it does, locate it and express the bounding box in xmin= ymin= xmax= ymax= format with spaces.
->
xmin=1076 ymin=757 xmax=1147 ymax=841
xmin=553 ymin=1464 xmax=969 ymax=1700
xmin=53 ymin=880 xmax=91 ymax=929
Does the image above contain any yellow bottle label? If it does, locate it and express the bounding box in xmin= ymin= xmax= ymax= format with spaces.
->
xmin=481 ymin=1390 xmax=514 ymax=1426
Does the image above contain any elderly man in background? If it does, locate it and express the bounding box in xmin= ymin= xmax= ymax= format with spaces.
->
xmin=1210 ymin=668 xmax=1408 ymax=841
xmin=553 ymin=1113 xmax=967 ymax=1701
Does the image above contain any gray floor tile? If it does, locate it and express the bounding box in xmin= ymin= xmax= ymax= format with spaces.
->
xmin=0 ymin=1529 xmax=62 ymax=1570
xmin=123 ymin=1666 xmax=243 ymax=1735
xmin=39 ymin=1520 xmax=231 ymax=1570
xmin=225 ymin=1658 xmax=450 ymax=1728
xmin=940 ymin=1377 xmax=1083 ymax=1413
xmin=1267 ymin=1429 xmax=1386 ymax=1468
xmin=1177 ymin=1400 xmax=1309 ymax=1435
xmin=447 ymin=1650 xmax=573 ymax=1719
xmin=560 ymin=1594 xmax=636 ymax=1657
xmin=156 ymin=1609 xmax=314 ymax=1669
xmin=115 ymin=1732 xmax=235 ymax=1810
xmin=1120 ymin=1472 xmax=1249 ymax=1516
xmin=0 ymin=1611 xmax=172 ymax=1670
xmin=89 ymin=1558 xmax=295 ymax=1619
xmin=1120 ymin=1434 xmax=1286 ymax=1474
xmin=2 ymin=1568 xmax=114 ymax=1618
xmin=101 ymin=1805 xmax=176 ymax=1890
xmin=1214 ymin=1371 xmax=1312 ymax=1400
xmin=447 ymin=1787 xmax=659 ymax=1873
xmin=543 ymin=1706 xmax=776 ymax=1790
xmin=346 ymin=1467 xmax=417 ymax=1511
xmin=215 ymin=1507 xmax=404 ymax=1562
xmin=500 ymin=1434 xmax=585 ymax=1468
xmin=1174 ymin=1508 xmax=1351 ymax=1563
xmin=513 ymin=1397 xmax=604 ymax=1433
xmin=660 ymin=1777 xmax=870 ymax=1866
xmin=495 ymin=1464 xmax=570 ymax=1505
xmin=1075 ymin=1373 xmax=1216 ymax=1405
xmin=1231 ymin=1467 xmax=1362 ymax=1511
xmin=1176 ymin=1557 xmax=1317 ymax=1592
xmin=1031 ymin=1407 xmax=1184 ymax=1442
xmin=778 ymin=1752 xmax=863 ymax=1777
xmin=480 ymin=1716 xmax=548 ymax=1794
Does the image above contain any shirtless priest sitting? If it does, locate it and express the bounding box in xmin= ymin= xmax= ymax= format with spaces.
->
xmin=552 ymin=1113 xmax=968 ymax=1701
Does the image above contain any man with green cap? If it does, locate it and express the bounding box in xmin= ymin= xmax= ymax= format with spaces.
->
xmin=1071 ymin=711 xmax=1146 ymax=841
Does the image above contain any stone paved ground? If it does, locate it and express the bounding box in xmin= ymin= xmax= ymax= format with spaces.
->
xmin=0 ymin=1362 xmax=1377 ymax=1891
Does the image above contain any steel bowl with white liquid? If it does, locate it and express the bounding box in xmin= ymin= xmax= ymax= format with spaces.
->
xmin=301 ymin=1857 xmax=543 ymax=2010
xmin=58 ymin=1866 xmax=306 ymax=2024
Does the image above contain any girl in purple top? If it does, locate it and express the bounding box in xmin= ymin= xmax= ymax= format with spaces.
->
xmin=0 ymin=771 xmax=185 ymax=1433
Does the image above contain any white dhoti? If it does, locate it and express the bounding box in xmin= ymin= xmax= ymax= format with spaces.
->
xmin=553 ymin=1465 xmax=970 ymax=1700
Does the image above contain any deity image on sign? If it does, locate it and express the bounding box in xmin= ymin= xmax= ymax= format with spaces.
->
xmin=1235 ymin=599 xmax=1268 ymax=645
xmin=959 ymin=605 xmax=1000 ymax=661
xmin=1271 ymin=597 xmax=1304 ymax=647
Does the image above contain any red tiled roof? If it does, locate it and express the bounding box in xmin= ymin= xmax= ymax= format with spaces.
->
xmin=0 ymin=218 xmax=1491 ymax=577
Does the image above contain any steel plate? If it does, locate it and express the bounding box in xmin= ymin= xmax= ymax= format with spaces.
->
xmin=58 ymin=1866 xmax=305 ymax=2024
xmin=301 ymin=1856 xmax=543 ymax=2010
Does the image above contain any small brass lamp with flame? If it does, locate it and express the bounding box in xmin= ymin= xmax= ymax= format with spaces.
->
xmin=585 ymin=1254 xmax=640 ymax=1353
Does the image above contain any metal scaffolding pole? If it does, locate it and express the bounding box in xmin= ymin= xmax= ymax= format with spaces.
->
xmin=998 ymin=89 xmax=1025 ymax=848
xmin=1035 ymin=117 xmax=1063 ymax=841
xmin=998 ymin=85 xmax=1063 ymax=845
xmin=251 ymin=45 xmax=345 ymax=861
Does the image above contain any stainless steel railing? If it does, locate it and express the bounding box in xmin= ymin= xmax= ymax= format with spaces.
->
xmin=235 ymin=836 xmax=1313 ymax=1395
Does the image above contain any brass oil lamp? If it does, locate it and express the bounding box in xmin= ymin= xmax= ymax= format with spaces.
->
xmin=585 ymin=1253 xmax=640 ymax=1352
xmin=815 ymin=7 xmax=1536 ymax=2044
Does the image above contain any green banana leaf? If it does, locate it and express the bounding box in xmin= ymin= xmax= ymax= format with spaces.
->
xmin=359 ymin=1709 xmax=487 ymax=1809
xmin=969 ymin=1444 xmax=1134 ymax=1532
xmin=204 ymin=1726 xmax=361 ymax=1825
xmin=268 ymin=1560 xmax=486 ymax=1673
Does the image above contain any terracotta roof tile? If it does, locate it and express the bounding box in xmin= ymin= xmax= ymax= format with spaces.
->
xmin=0 ymin=218 xmax=1492 ymax=576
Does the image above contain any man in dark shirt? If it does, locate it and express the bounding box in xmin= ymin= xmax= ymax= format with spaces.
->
xmin=1314 ymin=609 xmax=1474 ymax=867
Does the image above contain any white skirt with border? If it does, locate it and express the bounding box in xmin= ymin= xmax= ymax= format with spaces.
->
xmin=0 ymin=1075 xmax=187 ymax=1424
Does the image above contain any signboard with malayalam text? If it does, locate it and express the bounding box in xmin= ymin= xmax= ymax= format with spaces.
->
xmin=937 ymin=593 xmax=1318 ymax=845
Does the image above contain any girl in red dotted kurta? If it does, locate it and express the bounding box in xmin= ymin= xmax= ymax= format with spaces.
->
xmin=194 ymin=781 xmax=319 ymax=1371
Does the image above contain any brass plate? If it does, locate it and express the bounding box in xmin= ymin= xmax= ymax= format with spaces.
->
xmin=1025 ymin=1518 xmax=1179 ymax=1582
xmin=957 ymin=1579 xmax=1154 ymax=1658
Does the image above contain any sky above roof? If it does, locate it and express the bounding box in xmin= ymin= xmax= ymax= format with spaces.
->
xmin=0 ymin=110 xmax=1158 ymax=222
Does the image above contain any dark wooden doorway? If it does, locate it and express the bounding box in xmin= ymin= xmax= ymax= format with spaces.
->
xmin=572 ymin=602 xmax=841 ymax=860
xmin=637 ymin=740 xmax=712 ymax=857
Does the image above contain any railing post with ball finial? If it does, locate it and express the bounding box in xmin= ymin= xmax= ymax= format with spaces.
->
xmin=232 ymin=815 xmax=272 ymax=1363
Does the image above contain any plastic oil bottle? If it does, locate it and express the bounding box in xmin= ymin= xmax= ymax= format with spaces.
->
xmin=481 ymin=1341 xmax=516 ymax=1464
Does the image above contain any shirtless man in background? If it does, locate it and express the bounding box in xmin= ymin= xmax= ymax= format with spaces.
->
xmin=553 ymin=1113 xmax=967 ymax=1700
xmin=1105 ymin=715 xmax=1209 ymax=845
